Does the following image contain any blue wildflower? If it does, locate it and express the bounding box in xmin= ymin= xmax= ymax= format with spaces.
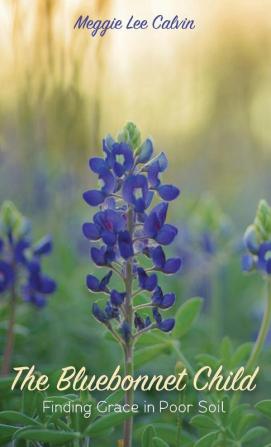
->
xmin=0 ymin=202 xmax=56 ymax=308
xmin=137 ymin=267 xmax=157 ymax=291
xmin=258 ymin=242 xmax=271 ymax=274
xmin=110 ymin=289 xmax=126 ymax=306
xmin=122 ymin=174 xmax=152 ymax=212
xmin=83 ymin=209 xmax=125 ymax=246
xmin=151 ymin=286 xmax=176 ymax=309
xmin=146 ymin=152 xmax=168 ymax=187
xmin=152 ymin=307 xmax=175 ymax=332
xmin=118 ymin=231 xmax=134 ymax=259
xmin=144 ymin=203 xmax=178 ymax=245
xmin=120 ymin=321 xmax=131 ymax=342
xmin=0 ymin=261 xmax=13 ymax=293
xmin=92 ymin=303 xmax=108 ymax=323
xmin=86 ymin=271 xmax=112 ymax=292
xmin=137 ymin=139 xmax=153 ymax=164
xmin=91 ymin=246 xmax=115 ymax=266
xmin=83 ymin=123 xmax=181 ymax=339
xmin=111 ymin=143 xmax=134 ymax=177
xmin=149 ymin=245 xmax=181 ymax=274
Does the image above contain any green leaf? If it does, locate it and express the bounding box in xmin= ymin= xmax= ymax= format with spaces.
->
xmin=195 ymin=431 xmax=218 ymax=447
xmin=84 ymin=412 xmax=133 ymax=437
xmin=14 ymin=428 xmax=81 ymax=444
xmin=0 ymin=424 xmax=18 ymax=443
xmin=241 ymin=426 xmax=268 ymax=443
xmin=237 ymin=413 xmax=258 ymax=438
xmin=229 ymin=404 xmax=250 ymax=435
xmin=21 ymin=390 xmax=39 ymax=416
xmin=152 ymin=437 xmax=169 ymax=447
xmin=135 ymin=344 xmax=169 ymax=368
xmin=105 ymin=389 xmax=124 ymax=406
xmin=142 ymin=425 xmax=156 ymax=447
xmin=220 ymin=337 xmax=233 ymax=365
xmin=140 ymin=423 xmax=193 ymax=445
xmin=0 ymin=411 xmax=41 ymax=427
xmin=196 ymin=354 xmax=219 ymax=369
xmin=230 ymin=343 xmax=253 ymax=368
xmin=191 ymin=415 xmax=217 ymax=430
xmin=137 ymin=332 xmax=165 ymax=346
xmin=174 ymin=297 xmax=203 ymax=338
xmin=256 ymin=400 xmax=271 ymax=419
xmin=0 ymin=376 xmax=14 ymax=392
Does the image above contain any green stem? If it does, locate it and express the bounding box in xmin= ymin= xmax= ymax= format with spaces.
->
xmin=172 ymin=343 xmax=195 ymax=376
xmin=246 ymin=278 xmax=271 ymax=371
xmin=123 ymin=344 xmax=134 ymax=447
xmin=176 ymin=387 xmax=184 ymax=446
xmin=231 ymin=278 xmax=271 ymax=408
xmin=123 ymin=206 xmax=134 ymax=447
xmin=1 ymin=284 xmax=16 ymax=376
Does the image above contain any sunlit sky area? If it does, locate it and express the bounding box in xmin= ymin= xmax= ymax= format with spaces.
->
xmin=0 ymin=0 xmax=270 ymax=197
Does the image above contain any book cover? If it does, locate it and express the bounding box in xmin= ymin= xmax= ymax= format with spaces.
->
xmin=0 ymin=1 xmax=270 ymax=446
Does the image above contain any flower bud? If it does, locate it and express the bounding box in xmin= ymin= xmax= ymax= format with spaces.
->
xmin=117 ymin=122 xmax=141 ymax=151
xmin=243 ymin=225 xmax=259 ymax=254
xmin=254 ymin=199 xmax=271 ymax=241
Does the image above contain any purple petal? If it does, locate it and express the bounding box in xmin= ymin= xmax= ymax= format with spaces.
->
xmin=138 ymin=139 xmax=153 ymax=163
xmin=38 ymin=276 xmax=56 ymax=294
xmin=89 ymin=157 xmax=107 ymax=173
xmin=86 ymin=274 xmax=100 ymax=292
xmin=160 ymin=293 xmax=176 ymax=309
xmin=110 ymin=289 xmax=125 ymax=306
xmin=158 ymin=318 xmax=175 ymax=332
xmin=99 ymin=169 xmax=116 ymax=194
xmin=144 ymin=212 xmax=160 ymax=238
xmin=151 ymin=286 xmax=163 ymax=306
xmin=156 ymin=224 xmax=178 ymax=245
xmin=158 ymin=185 xmax=180 ymax=201
xmin=33 ymin=236 xmax=52 ymax=256
xmin=118 ymin=231 xmax=134 ymax=259
xmin=91 ymin=247 xmax=105 ymax=266
xmin=241 ymin=254 xmax=254 ymax=272
xmin=157 ymin=152 xmax=168 ymax=171
xmin=137 ymin=267 xmax=157 ymax=291
xmin=100 ymin=271 xmax=113 ymax=290
xmin=151 ymin=246 xmax=166 ymax=268
xmin=163 ymin=258 xmax=182 ymax=274
xmin=0 ymin=260 xmax=13 ymax=293
xmin=83 ymin=190 xmax=105 ymax=206
xmin=82 ymin=223 xmax=100 ymax=240
xmin=92 ymin=303 xmax=107 ymax=323
xmin=148 ymin=162 xmax=160 ymax=187
xmin=101 ymin=230 xmax=117 ymax=246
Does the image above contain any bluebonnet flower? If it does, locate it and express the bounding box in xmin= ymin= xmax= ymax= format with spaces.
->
xmin=151 ymin=286 xmax=176 ymax=309
xmin=0 ymin=201 xmax=56 ymax=308
xmin=110 ymin=289 xmax=126 ymax=306
xmin=91 ymin=245 xmax=116 ymax=266
xmin=137 ymin=267 xmax=157 ymax=291
xmin=0 ymin=260 xmax=13 ymax=293
xmin=83 ymin=123 xmax=181 ymax=343
xmin=148 ymin=245 xmax=181 ymax=274
xmin=242 ymin=200 xmax=271 ymax=276
xmin=144 ymin=203 xmax=178 ymax=245
xmin=86 ymin=271 xmax=112 ymax=292
xmin=152 ymin=308 xmax=175 ymax=332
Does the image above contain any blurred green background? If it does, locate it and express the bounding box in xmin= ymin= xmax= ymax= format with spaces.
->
xmin=0 ymin=0 xmax=270 ymax=415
